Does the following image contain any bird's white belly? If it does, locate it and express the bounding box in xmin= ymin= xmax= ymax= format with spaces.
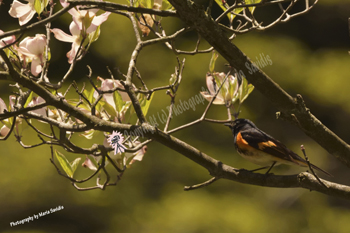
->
xmin=237 ymin=150 xmax=281 ymax=166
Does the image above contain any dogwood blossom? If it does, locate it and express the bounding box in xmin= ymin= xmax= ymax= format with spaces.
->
xmin=52 ymin=0 xmax=110 ymax=63
xmin=51 ymin=22 xmax=82 ymax=64
xmin=60 ymin=0 xmax=111 ymax=34
xmin=9 ymin=0 xmax=36 ymax=26
xmin=16 ymin=34 xmax=47 ymax=76
xmin=96 ymin=77 xmax=132 ymax=105
xmin=200 ymin=72 xmax=239 ymax=106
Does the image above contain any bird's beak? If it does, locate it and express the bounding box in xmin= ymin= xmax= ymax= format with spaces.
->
xmin=224 ymin=122 xmax=233 ymax=127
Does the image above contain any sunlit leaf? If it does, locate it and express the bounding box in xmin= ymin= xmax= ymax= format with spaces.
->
xmin=140 ymin=93 xmax=154 ymax=117
xmin=88 ymin=87 xmax=95 ymax=103
xmin=83 ymin=89 xmax=90 ymax=102
xmin=2 ymin=119 xmax=12 ymax=129
xmin=55 ymin=150 xmax=73 ymax=178
xmin=215 ymin=0 xmax=261 ymax=22
xmin=113 ymin=90 xmax=124 ymax=113
xmin=34 ymin=0 xmax=42 ymax=15
xmin=162 ymin=0 xmax=173 ymax=10
xmin=241 ymin=84 xmax=254 ymax=103
xmin=100 ymin=101 xmax=117 ymax=118
xmin=23 ymin=91 xmax=33 ymax=108
xmin=70 ymin=157 xmax=82 ymax=175
xmin=80 ymin=129 xmax=95 ymax=139
xmin=89 ymin=26 xmax=100 ymax=43
xmin=209 ymin=51 xmax=219 ymax=73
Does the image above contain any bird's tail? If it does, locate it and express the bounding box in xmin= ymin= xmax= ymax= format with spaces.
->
xmin=310 ymin=163 xmax=332 ymax=177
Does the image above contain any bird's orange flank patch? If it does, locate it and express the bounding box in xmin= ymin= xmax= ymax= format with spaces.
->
xmin=236 ymin=132 xmax=250 ymax=149
xmin=258 ymin=141 xmax=276 ymax=150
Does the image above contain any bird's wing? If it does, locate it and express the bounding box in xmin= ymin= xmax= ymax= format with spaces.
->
xmin=240 ymin=129 xmax=306 ymax=164
xmin=240 ymin=129 xmax=331 ymax=176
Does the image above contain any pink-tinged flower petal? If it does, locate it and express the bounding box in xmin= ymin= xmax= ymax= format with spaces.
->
xmin=28 ymin=96 xmax=46 ymax=116
xmin=51 ymin=28 xmax=75 ymax=43
xmin=0 ymin=98 xmax=7 ymax=114
xmin=59 ymin=0 xmax=69 ymax=8
xmin=17 ymin=36 xmax=31 ymax=53
xmin=0 ymin=125 xmax=10 ymax=137
xmin=206 ymin=73 xmax=217 ymax=96
xmin=18 ymin=7 xmax=36 ymax=26
xmin=100 ymin=78 xmax=131 ymax=102
xmin=9 ymin=0 xmax=31 ymax=18
xmin=9 ymin=0 xmax=35 ymax=26
xmin=100 ymin=79 xmax=117 ymax=107
xmin=26 ymin=34 xmax=47 ymax=55
xmin=17 ymin=35 xmax=46 ymax=75
xmin=69 ymin=21 xmax=81 ymax=37
xmin=200 ymin=91 xmax=225 ymax=105
xmin=131 ymin=145 xmax=147 ymax=164
xmin=92 ymin=12 xmax=111 ymax=26
xmin=87 ymin=11 xmax=111 ymax=34
xmin=82 ymin=155 xmax=98 ymax=171
xmin=67 ymin=42 xmax=80 ymax=64
xmin=0 ymin=30 xmax=16 ymax=48
xmin=30 ymin=57 xmax=43 ymax=76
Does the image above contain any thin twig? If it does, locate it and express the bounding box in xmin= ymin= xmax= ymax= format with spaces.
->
xmin=301 ymin=145 xmax=328 ymax=188
xmin=184 ymin=177 xmax=219 ymax=191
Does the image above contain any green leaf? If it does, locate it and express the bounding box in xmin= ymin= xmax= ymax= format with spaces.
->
xmin=100 ymin=101 xmax=117 ymax=118
xmin=23 ymin=91 xmax=33 ymax=108
xmin=139 ymin=0 xmax=154 ymax=8
xmin=215 ymin=0 xmax=261 ymax=22
xmin=83 ymin=89 xmax=90 ymax=102
xmin=229 ymin=77 xmax=239 ymax=103
xmin=209 ymin=51 xmax=219 ymax=73
xmin=34 ymin=0 xmax=46 ymax=15
xmin=80 ymin=129 xmax=95 ymax=139
xmin=47 ymin=50 xmax=51 ymax=61
xmin=89 ymin=25 xmax=100 ymax=43
xmin=55 ymin=150 xmax=73 ymax=178
xmin=162 ymin=0 xmax=173 ymax=10
xmin=238 ymin=77 xmax=254 ymax=104
xmin=241 ymin=84 xmax=254 ymax=103
xmin=113 ymin=90 xmax=124 ymax=113
xmin=2 ymin=119 xmax=12 ymax=129
xmin=70 ymin=157 xmax=82 ymax=175
xmin=34 ymin=0 xmax=42 ymax=14
xmin=89 ymin=87 xmax=95 ymax=103
xmin=140 ymin=93 xmax=154 ymax=117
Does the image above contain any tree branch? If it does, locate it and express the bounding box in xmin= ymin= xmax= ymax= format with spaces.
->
xmin=167 ymin=0 xmax=350 ymax=168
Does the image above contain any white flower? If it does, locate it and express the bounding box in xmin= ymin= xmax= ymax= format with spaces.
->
xmin=60 ymin=0 xmax=111 ymax=34
xmin=201 ymin=72 xmax=239 ymax=106
xmin=51 ymin=22 xmax=82 ymax=64
xmin=17 ymin=34 xmax=47 ymax=76
xmin=9 ymin=0 xmax=36 ymax=26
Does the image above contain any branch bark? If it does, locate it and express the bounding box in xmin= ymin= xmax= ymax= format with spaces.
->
xmin=167 ymin=0 xmax=350 ymax=168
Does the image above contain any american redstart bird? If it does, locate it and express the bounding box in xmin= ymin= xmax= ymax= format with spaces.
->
xmin=225 ymin=118 xmax=330 ymax=176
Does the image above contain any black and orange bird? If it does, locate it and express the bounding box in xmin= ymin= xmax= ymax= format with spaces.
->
xmin=225 ymin=118 xmax=330 ymax=175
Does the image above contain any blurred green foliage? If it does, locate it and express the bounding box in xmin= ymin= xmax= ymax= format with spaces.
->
xmin=1 ymin=0 xmax=350 ymax=232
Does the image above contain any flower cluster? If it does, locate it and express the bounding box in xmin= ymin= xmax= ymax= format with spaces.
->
xmin=2 ymin=0 xmax=111 ymax=77
xmin=0 ymin=0 xmax=147 ymax=180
